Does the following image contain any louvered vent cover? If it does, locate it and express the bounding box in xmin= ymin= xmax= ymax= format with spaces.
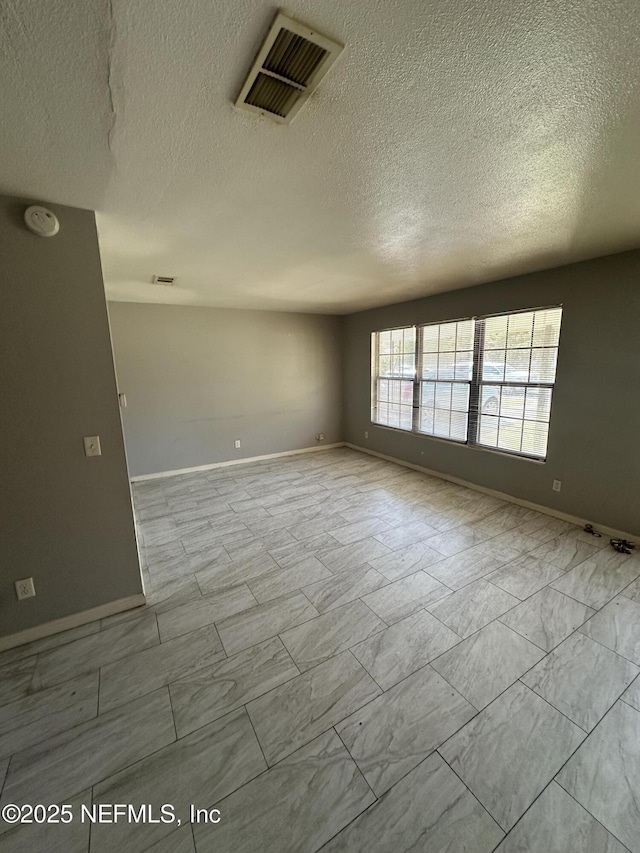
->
xmin=236 ymin=12 xmax=344 ymax=124
xmin=152 ymin=275 xmax=176 ymax=286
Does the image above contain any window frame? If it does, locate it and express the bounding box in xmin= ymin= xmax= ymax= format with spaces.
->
xmin=370 ymin=305 xmax=562 ymax=461
xmin=370 ymin=324 xmax=416 ymax=432
xmin=415 ymin=317 xmax=475 ymax=444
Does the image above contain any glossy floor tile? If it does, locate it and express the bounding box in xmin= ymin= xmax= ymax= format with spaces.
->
xmin=367 ymin=539 xmax=445 ymax=581
xmin=373 ymin=520 xmax=438 ymax=551
xmin=530 ymin=532 xmax=601 ymax=571
xmin=557 ymin=700 xmax=640 ymax=853
xmin=0 ymin=657 xmax=38 ymax=708
xmin=216 ymin=591 xmax=318 ymax=655
xmin=98 ymin=624 xmax=225 ymax=712
xmin=30 ymin=616 xmax=159 ymax=691
xmin=169 ymin=636 xmax=298 ymax=737
xmin=280 ymin=600 xmax=386 ymax=671
xmin=487 ymin=555 xmax=566 ymax=600
xmin=2 ymin=448 xmax=636 ymax=852
xmin=321 ymin=752 xmax=504 ymax=852
xmin=579 ymin=594 xmax=640 ymax=664
xmin=361 ymin=570 xmax=451 ymax=623
xmin=0 ymin=672 xmax=98 ymax=759
xmin=351 ymin=609 xmax=460 ymax=690
xmin=494 ymin=781 xmax=629 ymax=853
xmin=622 ymin=675 xmax=640 ymax=711
xmin=551 ymin=558 xmax=640 ymax=610
xmin=302 ymin=565 xmax=388 ymax=612
xmin=336 ymin=665 xmax=475 ymax=794
xmin=440 ymin=681 xmax=585 ymax=831
xmin=197 ymin=730 xmax=375 ymax=853
xmin=499 ymin=587 xmax=595 ymax=651
xmin=156 ymin=583 xmax=257 ymax=642
xmin=522 ymin=632 xmax=639 ymax=731
xmin=0 ymin=689 xmax=175 ymax=810
xmin=315 ymin=537 xmax=393 ymax=573
xmin=622 ymin=576 xmax=640 ymax=603
xmin=426 ymin=544 xmax=520 ymax=590
xmin=90 ymin=708 xmax=265 ymax=852
xmin=146 ymin=826 xmax=195 ymax=853
xmin=428 ymin=579 xmax=519 ymax=638
xmin=431 ymin=621 xmax=544 ymax=709
xmin=246 ymin=556 xmax=332 ymax=603
xmin=246 ymin=650 xmax=380 ymax=764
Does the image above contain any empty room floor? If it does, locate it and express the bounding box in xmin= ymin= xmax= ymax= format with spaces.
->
xmin=1 ymin=447 xmax=640 ymax=852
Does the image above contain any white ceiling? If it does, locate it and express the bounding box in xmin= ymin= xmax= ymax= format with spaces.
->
xmin=2 ymin=0 xmax=639 ymax=314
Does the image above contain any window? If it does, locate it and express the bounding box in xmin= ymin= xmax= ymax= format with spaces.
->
xmin=371 ymin=326 xmax=416 ymax=430
xmin=371 ymin=306 xmax=562 ymax=460
xmin=418 ymin=319 xmax=475 ymax=442
xmin=476 ymin=308 xmax=562 ymax=458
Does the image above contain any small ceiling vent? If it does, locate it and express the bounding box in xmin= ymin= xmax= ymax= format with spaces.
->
xmin=152 ymin=275 xmax=176 ymax=286
xmin=235 ymin=12 xmax=344 ymax=124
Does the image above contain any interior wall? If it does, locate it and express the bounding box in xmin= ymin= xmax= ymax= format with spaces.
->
xmin=0 ymin=196 xmax=142 ymax=640
xmin=343 ymin=250 xmax=640 ymax=536
xmin=107 ymin=302 xmax=343 ymax=477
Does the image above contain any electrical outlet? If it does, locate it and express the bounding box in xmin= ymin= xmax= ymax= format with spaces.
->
xmin=15 ymin=577 xmax=36 ymax=600
xmin=316 ymin=433 xmax=325 ymax=441
xmin=234 ymin=439 xmax=241 ymax=449
xmin=552 ymin=479 xmax=562 ymax=492
xmin=364 ymin=431 xmax=368 ymax=439
xmin=83 ymin=435 xmax=101 ymax=457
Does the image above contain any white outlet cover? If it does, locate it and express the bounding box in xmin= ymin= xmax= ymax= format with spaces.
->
xmin=234 ymin=440 xmax=241 ymax=449
xmin=15 ymin=577 xmax=36 ymax=600
xmin=552 ymin=480 xmax=562 ymax=492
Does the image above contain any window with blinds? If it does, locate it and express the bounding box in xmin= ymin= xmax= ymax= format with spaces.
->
xmin=371 ymin=326 xmax=416 ymax=430
xmin=475 ymin=307 xmax=562 ymax=458
xmin=371 ymin=306 xmax=562 ymax=460
xmin=418 ymin=319 xmax=475 ymax=442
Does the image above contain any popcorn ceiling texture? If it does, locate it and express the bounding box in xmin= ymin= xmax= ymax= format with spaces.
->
xmin=1 ymin=0 xmax=639 ymax=313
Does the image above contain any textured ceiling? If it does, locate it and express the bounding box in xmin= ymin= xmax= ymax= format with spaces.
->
xmin=1 ymin=0 xmax=639 ymax=313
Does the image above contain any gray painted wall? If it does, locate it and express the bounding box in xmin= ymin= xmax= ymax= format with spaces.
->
xmin=108 ymin=302 xmax=343 ymax=477
xmin=343 ymin=250 xmax=640 ymax=535
xmin=0 ymin=196 xmax=142 ymax=639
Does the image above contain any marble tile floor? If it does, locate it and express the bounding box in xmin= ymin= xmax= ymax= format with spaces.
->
xmin=1 ymin=447 xmax=639 ymax=852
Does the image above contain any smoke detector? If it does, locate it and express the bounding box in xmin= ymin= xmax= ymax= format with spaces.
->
xmin=235 ymin=11 xmax=344 ymax=124
xmin=152 ymin=275 xmax=176 ymax=286
xmin=24 ymin=205 xmax=60 ymax=237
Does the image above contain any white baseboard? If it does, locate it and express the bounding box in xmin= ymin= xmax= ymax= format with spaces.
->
xmin=0 ymin=594 xmax=147 ymax=653
xmin=130 ymin=443 xmax=346 ymax=482
xmin=345 ymin=442 xmax=638 ymax=542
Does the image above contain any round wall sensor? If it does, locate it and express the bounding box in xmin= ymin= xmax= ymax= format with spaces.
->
xmin=24 ymin=205 xmax=60 ymax=238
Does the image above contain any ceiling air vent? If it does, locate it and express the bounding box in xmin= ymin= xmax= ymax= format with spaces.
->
xmin=152 ymin=275 xmax=176 ymax=286
xmin=235 ymin=12 xmax=344 ymax=124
